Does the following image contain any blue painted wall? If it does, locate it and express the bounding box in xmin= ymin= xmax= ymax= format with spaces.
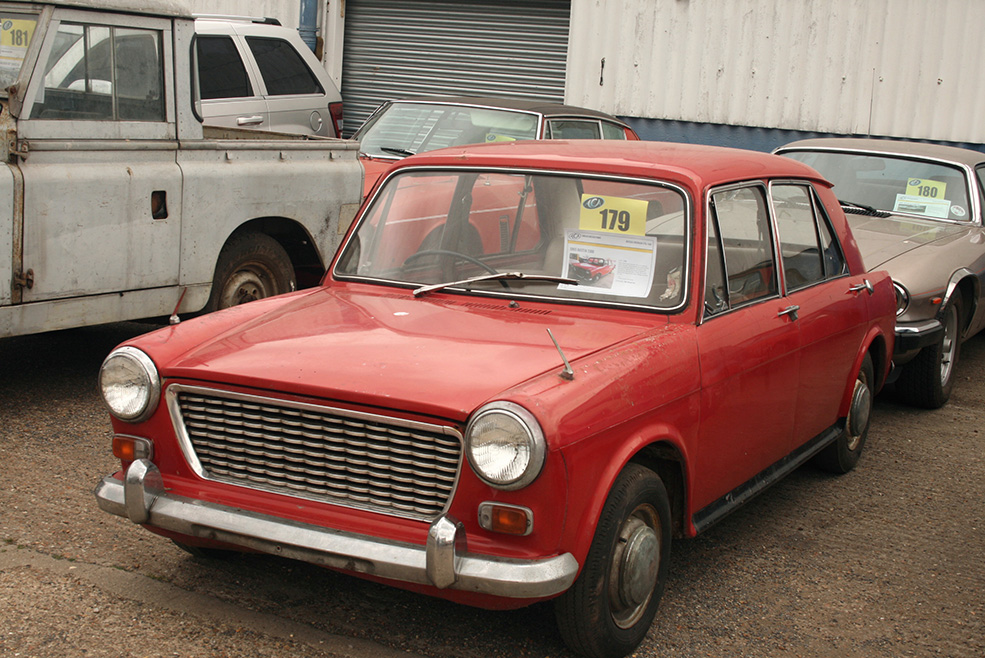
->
xmin=622 ymin=117 xmax=985 ymax=155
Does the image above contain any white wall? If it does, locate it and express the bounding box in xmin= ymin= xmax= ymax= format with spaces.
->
xmin=566 ymin=0 xmax=985 ymax=143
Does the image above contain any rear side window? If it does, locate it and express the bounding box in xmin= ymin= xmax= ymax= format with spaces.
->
xmin=547 ymin=119 xmax=600 ymax=139
xmin=245 ymin=36 xmax=322 ymax=96
xmin=772 ymin=183 xmax=847 ymax=290
xmin=601 ymin=121 xmax=627 ymax=139
xmin=197 ymin=35 xmax=252 ymax=99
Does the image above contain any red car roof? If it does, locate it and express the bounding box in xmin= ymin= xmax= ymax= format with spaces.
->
xmin=385 ymin=140 xmax=830 ymax=192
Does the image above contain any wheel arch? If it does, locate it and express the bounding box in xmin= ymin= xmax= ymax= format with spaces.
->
xmin=224 ymin=217 xmax=327 ymax=288
xmin=942 ymin=269 xmax=978 ymax=336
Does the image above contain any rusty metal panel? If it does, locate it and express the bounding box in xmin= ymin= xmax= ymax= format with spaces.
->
xmin=566 ymin=0 xmax=985 ymax=144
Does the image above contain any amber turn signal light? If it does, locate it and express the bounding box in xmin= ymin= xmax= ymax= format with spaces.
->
xmin=477 ymin=502 xmax=533 ymax=536
xmin=112 ymin=435 xmax=154 ymax=462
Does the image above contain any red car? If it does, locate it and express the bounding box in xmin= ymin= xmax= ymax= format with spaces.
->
xmin=353 ymin=96 xmax=640 ymax=197
xmin=95 ymin=141 xmax=895 ymax=658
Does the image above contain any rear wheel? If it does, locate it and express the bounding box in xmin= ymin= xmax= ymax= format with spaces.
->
xmin=554 ymin=464 xmax=671 ymax=658
xmin=896 ymin=296 xmax=962 ymax=409
xmin=814 ymin=354 xmax=873 ymax=474
xmin=205 ymin=233 xmax=295 ymax=312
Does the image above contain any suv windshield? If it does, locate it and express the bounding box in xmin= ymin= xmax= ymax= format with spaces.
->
xmin=784 ymin=150 xmax=972 ymax=222
xmin=354 ymin=102 xmax=541 ymax=157
xmin=0 ymin=12 xmax=39 ymax=94
xmin=336 ymin=169 xmax=689 ymax=310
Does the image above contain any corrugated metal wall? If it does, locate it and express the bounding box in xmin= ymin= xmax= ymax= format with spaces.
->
xmin=340 ymin=0 xmax=570 ymax=136
xmin=567 ymin=0 xmax=985 ymax=144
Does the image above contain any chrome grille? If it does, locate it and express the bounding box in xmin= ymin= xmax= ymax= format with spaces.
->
xmin=169 ymin=386 xmax=463 ymax=521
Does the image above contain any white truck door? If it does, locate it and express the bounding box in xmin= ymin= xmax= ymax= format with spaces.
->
xmin=16 ymin=10 xmax=182 ymax=303
xmin=0 ymin=166 xmax=12 ymax=307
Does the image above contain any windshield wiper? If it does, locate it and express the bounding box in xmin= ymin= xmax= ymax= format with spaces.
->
xmin=413 ymin=272 xmax=578 ymax=297
xmin=839 ymin=199 xmax=892 ymax=218
xmin=379 ymin=146 xmax=416 ymax=157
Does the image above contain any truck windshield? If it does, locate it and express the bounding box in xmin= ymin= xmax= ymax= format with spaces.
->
xmin=0 ymin=12 xmax=39 ymax=94
xmin=335 ymin=169 xmax=690 ymax=311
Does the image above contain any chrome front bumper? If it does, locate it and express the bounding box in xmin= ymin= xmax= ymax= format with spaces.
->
xmin=895 ymin=318 xmax=943 ymax=354
xmin=94 ymin=459 xmax=578 ymax=599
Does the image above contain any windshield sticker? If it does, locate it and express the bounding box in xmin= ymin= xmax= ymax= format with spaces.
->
xmin=559 ymin=230 xmax=656 ymax=298
xmin=579 ymin=194 xmax=647 ymax=236
xmin=906 ymin=178 xmax=946 ymax=199
xmin=484 ymin=133 xmax=517 ymax=142
xmin=894 ymin=194 xmax=951 ymax=219
xmin=0 ymin=17 xmax=34 ymax=76
xmin=951 ymin=205 xmax=967 ymax=218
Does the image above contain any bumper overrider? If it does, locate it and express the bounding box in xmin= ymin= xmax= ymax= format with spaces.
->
xmin=94 ymin=459 xmax=578 ymax=599
xmin=894 ymin=318 xmax=944 ymax=354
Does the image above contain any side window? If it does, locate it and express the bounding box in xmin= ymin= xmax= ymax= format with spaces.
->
xmin=601 ymin=121 xmax=627 ymax=140
xmin=707 ymin=186 xmax=778 ymax=312
xmin=196 ymin=36 xmax=253 ymax=99
xmin=245 ymin=36 xmax=322 ymax=96
xmin=33 ymin=23 xmax=164 ymax=121
xmin=772 ymin=183 xmax=847 ymax=290
xmin=547 ymin=119 xmax=601 ymax=139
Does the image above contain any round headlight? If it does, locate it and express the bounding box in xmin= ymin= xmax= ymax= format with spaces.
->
xmin=465 ymin=402 xmax=545 ymax=490
xmin=893 ymin=281 xmax=909 ymax=317
xmin=99 ymin=346 xmax=161 ymax=423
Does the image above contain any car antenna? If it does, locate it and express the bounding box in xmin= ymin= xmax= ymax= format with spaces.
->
xmin=169 ymin=287 xmax=187 ymax=325
xmin=546 ymin=328 xmax=574 ymax=380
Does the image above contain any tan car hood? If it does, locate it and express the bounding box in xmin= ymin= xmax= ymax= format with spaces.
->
xmin=846 ymin=215 xmax=969 ymax=270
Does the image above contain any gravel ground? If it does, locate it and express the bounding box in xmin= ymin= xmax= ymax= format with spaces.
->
xmin=1 ymin=322 xmax=982 ymax=658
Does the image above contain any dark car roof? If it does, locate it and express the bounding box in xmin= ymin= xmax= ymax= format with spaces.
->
xmin=388 ymin=139 xmax=827 ymax=192
xmin=778 ymin=138 xmax=985 ymax=169
xmin=381 ymin=96 xmax=631 ymax=127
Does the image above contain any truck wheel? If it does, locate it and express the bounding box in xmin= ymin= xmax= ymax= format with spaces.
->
xmin=896 ymin=296 xmax=962 ymax=409
xmin=814 ymin=354 xmax=873 ymax=474
xmin=554 ymin=463 xmax=671 ymax=658
xmin=206 ymin=233 xmax=296 ymax=312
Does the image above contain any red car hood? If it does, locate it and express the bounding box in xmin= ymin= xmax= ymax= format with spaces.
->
xmin=360 ymin=156 xmax=398 ymax=197
xmin=847 ymin=215 xmax=968 ymax=270
xmin=156 ymin=287 xmax=658 ymax=420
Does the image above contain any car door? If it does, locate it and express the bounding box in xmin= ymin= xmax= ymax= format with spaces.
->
xmin=195 ymin=33 xmax=269 ymax=131
xmin=695 ymin=184 xmax=800 ymax=511
xmin=770 ymin=182 xmax=870 ymax=443
xmin=243 ymin=34 xmax=332 ymax=136
xmin=17 ymin=9 xmax=182 ymax=302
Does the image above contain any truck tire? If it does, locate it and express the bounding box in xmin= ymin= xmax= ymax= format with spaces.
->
xmin=554 ymin=463 xmax=671 ymax=658
xmin=896 ymin=295 xmax=962 ymax=409
xmin=206 ymin=233 xmax=296 ymax=312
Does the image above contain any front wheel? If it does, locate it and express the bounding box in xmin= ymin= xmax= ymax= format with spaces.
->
xmin=205 ymin=233 xmax=296 ymax=312
xmin=896 ymin=296 xmax=962 ymax=409
xmin=814 ymin=354 xmax=874 ymax=474
xmin=554 ymin=464 xmax=671 ymax=658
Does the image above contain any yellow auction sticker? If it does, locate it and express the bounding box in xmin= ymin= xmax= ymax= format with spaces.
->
xmin=906 ymin=178 xmax=946 ymax=199
xmin=579 ymin=194 xmax=647 ymax=235
xmin=0 ymin=18 xmax=35 ymax=48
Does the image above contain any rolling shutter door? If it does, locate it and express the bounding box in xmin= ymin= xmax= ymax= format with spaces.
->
xmin=340 ymin=0 xmax=571 ymax=136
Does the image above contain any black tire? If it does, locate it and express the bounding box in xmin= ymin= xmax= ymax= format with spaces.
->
xmin=554 ymin=464 xmax=671 ymax=658
xmin=205 ymin=233 xmax=296 ymax=312
xmin=814 ymin=354 xmax=874 ymax=474
xmin=896 ymin=296 xmax=963 ymax=409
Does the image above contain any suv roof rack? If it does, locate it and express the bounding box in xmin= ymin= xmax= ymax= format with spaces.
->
xmin=193 ymin=14 xmax=282 ymax=26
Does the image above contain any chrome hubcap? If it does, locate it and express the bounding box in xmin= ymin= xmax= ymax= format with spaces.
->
xmin=846 ymin=377 xmax=871 ymax=451
xmin=940 ymin=303 xmax=959 ymax=386
xmin=609 ymin=506 xmax=660 ymax=629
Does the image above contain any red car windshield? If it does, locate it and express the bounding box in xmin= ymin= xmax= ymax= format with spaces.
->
xmin=335 ymin=169 xmax=689 ymax=311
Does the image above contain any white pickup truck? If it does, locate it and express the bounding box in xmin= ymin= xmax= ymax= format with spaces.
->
xmin=0 ymin=0 xmax=363 ymax=338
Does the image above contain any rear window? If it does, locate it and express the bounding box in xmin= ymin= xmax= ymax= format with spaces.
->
xmin=245 ymin=36 xmax=322 ymax=96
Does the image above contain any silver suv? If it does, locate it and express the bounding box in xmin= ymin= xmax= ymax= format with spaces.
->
xmin=194 ymin=16 xmax=343 ymax=137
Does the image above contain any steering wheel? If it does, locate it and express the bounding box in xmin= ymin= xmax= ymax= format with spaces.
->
xmin=403 ymin=249 xmax=509 ymax=289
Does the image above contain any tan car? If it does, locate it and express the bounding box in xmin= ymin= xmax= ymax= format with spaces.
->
xmin=776 ymin=138 xmax=985 ymax=408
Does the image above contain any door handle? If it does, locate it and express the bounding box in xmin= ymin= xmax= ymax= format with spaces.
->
xmin=778 ymin=305 xmax=800 ymax=321
xmin=849 ymin=279 xmax=874 ymax=295
xmin=237 ymin=115 xmax=264 ymax=126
